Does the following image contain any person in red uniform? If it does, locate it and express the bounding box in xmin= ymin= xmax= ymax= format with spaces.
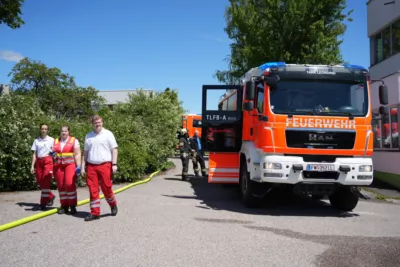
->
xmin=81 ymin=115 xmax=118 ymax=221
xmin=52 ymin=125 xmax=82 ymax=215
xmin=30 ymin=123 xmax=56 ymax=211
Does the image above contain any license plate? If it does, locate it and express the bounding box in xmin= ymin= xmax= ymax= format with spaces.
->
xmin=307 ymin=164 xmax=335 ymax=172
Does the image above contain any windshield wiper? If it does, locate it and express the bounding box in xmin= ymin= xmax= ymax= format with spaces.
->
xmin=285 ymin=109 xmax=355 ymax=119
xmin=285 ymin=109 xmax=316 ymax=117
xmin=316 ymin=111 xmax=355 ymax=120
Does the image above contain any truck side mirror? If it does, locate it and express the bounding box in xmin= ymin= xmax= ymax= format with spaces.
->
xmin=245 ymin=81 xmax=255 ymax=101
xmin=266 ymin=74 xmax=280 ymax=90
xmin=379 ymin=85 xmax=388 ymax=105
xmin=243 ymin=102 xmax=254 ymax=111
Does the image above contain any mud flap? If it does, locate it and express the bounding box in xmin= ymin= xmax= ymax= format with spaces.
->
xmin=208 ymin=153 xmax=240 ymax=184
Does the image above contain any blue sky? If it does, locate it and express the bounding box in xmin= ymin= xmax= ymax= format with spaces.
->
xmin=0 ymin=0 xmax=369 ymax=114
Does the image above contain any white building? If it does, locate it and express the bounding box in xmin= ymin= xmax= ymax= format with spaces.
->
xmin=1 ymin=84 xmax=155 ymax=109
xmin=368 ymin=0 xmax=400 ymax=189
xmin=97 ymin=89 xmax=155 ymax=109
xmin=0 ymin=84 xmax=10 ymax=95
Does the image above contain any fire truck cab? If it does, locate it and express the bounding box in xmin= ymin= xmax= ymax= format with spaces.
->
xmin=182 ymin=114 xmax=202 ymax=138
xmin=201 ymin=62 xmax=389 ymax=211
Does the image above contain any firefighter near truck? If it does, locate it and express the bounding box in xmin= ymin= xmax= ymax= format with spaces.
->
xmin=201 ymin=62 xmax=389 ymax=211
xmin=176 ymin=114 xmax=202 ymax=153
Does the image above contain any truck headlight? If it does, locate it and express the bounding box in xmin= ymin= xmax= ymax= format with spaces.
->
xmin=263 ymin=162 xmax=282 ymax=170
xmin=359 ymin=165 xmax=372 ymax=172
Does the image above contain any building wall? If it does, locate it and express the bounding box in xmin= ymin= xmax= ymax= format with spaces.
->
xmin=370 ymin=54 xmax=400 ymax=80
xmin=97 ymin=89 xmax=154 ymax=106
xmin=0 ymin=84 xmax=10 ymax=95
xmin=368 ymin=0 xmax=400 ymax=73
xmin=96 ymin=89 xmax=155 ymax=110
xmin=370 ymin=73 xmax=400 ymax=108
xmin=368 ymin=0 xmax=400 ymax=188
xmin=367 ymin=0 xmax=400 ymax=37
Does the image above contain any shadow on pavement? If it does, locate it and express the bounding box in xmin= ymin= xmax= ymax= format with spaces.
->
xmin=162 ymin=176 xmax=360 ymax=218
xmin=70 ymin=210 xmax=112 ymax=219
xmin=244 ymin=225 xmax=400 ymax=267
xmin=16 ymin=202 xmax=46 ymax=211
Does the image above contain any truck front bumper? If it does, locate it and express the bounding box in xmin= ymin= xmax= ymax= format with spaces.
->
xmin=259 ymin=155 xmax=373 ymax=186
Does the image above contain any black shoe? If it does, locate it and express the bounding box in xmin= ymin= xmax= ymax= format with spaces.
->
xmin=84 ymin=214 xmax=100 ymax=221
xmin=111 ymin=205 xmax=118 ymax=216
xmin=47 ymin=195 xmax=56 ymax=206
xmin=70 ymin=205 xmax=77 ymax=215
xmin=33 ymin=204 xmax=46 ymax=211
xmin=195 ymin=172 xmax=200 ymax=177
xmin=57 ymin=206 xmax=69 ymax=215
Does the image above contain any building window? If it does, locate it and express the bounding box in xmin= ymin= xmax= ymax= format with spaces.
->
xmin=392 ymin=19 xmax=400 ymax=55
xmin=374 ymin=33 xmax=383 ymax=63
xmin=372 ymin=107 xmax=399 ymax=150
xmin=389 ymin=107 xmax=399 ymax=148
xmin=371 ymin=17 xmax=400 ymax=65
xmin=372 ymin=111 xmax=381 ymax=149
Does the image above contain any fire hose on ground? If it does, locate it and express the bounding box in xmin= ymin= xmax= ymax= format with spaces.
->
xmin=0 ymin=169 xmax=162 ymax=232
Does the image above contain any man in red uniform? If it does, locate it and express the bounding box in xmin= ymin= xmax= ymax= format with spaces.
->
xmin=81 ymin=115 xmax=118 ymax=221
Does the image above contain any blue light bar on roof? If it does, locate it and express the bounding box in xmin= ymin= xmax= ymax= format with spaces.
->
xmin=258 ymin=62 xmax=286 ymax=70
xmin=341 ymin=64 xmax=367 ymax=70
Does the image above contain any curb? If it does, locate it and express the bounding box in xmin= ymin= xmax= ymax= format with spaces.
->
xmin=0 ymin=169 xmax=161 ymax=233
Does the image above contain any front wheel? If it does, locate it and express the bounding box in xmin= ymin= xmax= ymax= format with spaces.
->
xmin=239 ymin=158 xmax=261 ymax=208
xmin=329 ymin=186 xmax=359 ymax=211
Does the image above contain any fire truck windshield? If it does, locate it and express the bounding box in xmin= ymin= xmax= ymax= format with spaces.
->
xmin=193 ymin=119 xmax=202 ymax=127
xmin=269 ymin=79 xmax=369 ymax=117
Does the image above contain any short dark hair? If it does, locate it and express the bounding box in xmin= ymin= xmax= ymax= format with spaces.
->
xmin=91 ymin=115 xmax=103 ymax=123
xmin=39 ymin=123 xmax=48 ymax=129
xmin=39 ymin=123 xmax=48 ymax=137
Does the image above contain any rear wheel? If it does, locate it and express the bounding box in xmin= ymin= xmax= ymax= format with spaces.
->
xmin=239 ymin=156 xmax=261 ymax=208
xmin=329 ymin=186 xmax=359 ymax=211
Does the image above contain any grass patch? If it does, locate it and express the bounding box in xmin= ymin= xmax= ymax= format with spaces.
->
xmin=161 ymin=160 xmax=175 ymax=171
xmin=361 ymin=187 xmax=400 ymax=201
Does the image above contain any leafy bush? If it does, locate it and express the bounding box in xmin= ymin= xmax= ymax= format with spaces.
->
xmin=0 ymin=88 xmax=184 ymax=191
xmin=0 ymin=94 xmax=49 ymax=191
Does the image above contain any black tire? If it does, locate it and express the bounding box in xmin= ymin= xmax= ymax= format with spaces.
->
xmin=329 ymin=186 xmax=359 ymax=211
xmin=239 ymin=155 xmax=261 ymax=208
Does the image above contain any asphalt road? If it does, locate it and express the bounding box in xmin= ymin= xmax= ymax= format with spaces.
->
xmin=1 ymin=157 xmax=400 ymax=267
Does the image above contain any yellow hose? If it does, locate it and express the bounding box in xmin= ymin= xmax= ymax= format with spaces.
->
xmin=0 ymin=170 xmax=161 ymax=232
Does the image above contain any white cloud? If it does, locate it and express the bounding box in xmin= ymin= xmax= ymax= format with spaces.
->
xmin=0 ymin=50 xmax=24 ymax=62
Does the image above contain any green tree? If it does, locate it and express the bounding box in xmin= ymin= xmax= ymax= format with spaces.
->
xmin=117 ymin=89 xmax=185 ymax=170
xmin=8 ymin=58 xmax=106 ymax=118
xmin=0 ymin=0 xmax=25 ymax=29
xmin=214 ymin=0 xmax=353 ymax=84
xmin=0 ymin=94 xmax=47 ymax=190
xmin=0 ymin=87 xmax=183 ymax=191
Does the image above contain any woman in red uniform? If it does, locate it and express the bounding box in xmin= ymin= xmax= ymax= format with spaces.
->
xmin=52 ymin=125 xmax=81 ymax=215
xmin=30 ymin=123 xmax=56 ymax=211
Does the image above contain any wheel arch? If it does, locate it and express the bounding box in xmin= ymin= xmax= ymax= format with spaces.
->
xmin=240 ymin=141 xmax=262 ymax=181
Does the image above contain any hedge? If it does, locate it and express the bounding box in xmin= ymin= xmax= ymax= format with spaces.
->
xmin=0 ymin=89 xmax=184 ymax=191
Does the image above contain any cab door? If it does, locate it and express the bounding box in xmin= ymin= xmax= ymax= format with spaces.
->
xmin=201 ymin=85 xmax=243 ymax=184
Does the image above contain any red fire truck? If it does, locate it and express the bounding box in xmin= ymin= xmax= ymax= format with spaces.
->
xmin=200 ymin=62 xmax=389 ymax=211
